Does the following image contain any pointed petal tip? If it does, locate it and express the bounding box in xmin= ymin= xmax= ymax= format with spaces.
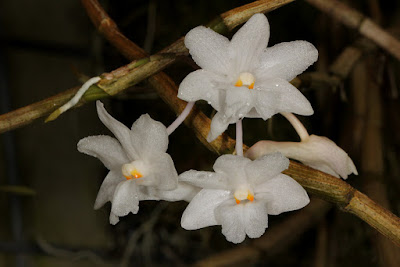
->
xmin=109 ymin=213 xmax=119 ymax=225
xmin=348 ymin=157 xmax=358 ymax=176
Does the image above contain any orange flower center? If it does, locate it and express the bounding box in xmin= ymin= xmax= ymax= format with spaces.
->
xmin=235 ymin=72 xmax=255 ymax=89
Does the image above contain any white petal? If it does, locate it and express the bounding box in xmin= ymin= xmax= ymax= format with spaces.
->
xmin=242 ymin=200 xmax=269 ymax=238
xmin=181 ymin=189 xmax=230 ymax=230
xmin=147 ymin=153 xmax=178 ymax=190
xmin=178 ymin=69 xmax=223 ymax=111
xmin=77 ymin=135 xmax=128 ymax=170
xmin=245 ymin=152 xmax=289 ymax=185
xmin=137 ymin=186 xmax=160 ymax=201
xmin=109 ymin=212 xmax=120 ymax=225
xmin=246 ymin=140 xmax=296 ymax=160
xmin=229 ymin=13 xmax=270 ymax=74
xmin=246 ymin=140 xmax=318 ymax=170
xmin=251 ymin=90 xmax=276 ymax=120
xmin=246 ymin=136 xmax=358 ymax=179
xmin=94 ymin=171 xmax=124 ymax=210
xmin=207 ymin=112 xmax=230 ymax=142
xmin=130 ymin=114 xmax=168 ymax=159
xmin=111 ymin=179 xmax=140 ymax=217
xmin=157 ymin=182 xmax=200 ymax=202
xmin=303 ymin=135 xmax=357 ymax=179
xmin=214 ymin=199 xmax=246 ymax=244
xmin=213 ymin=155 xmax=251 ymax=187
xmin=255 ymin=41 xmax=318 ymax=81
xmin=185 ymin=26 xmax=230 ymax=75
xmin=256 ymin=79 xmax=313 ymax=116
xmin=179 ymin=170 xmax=229 ymax=189
xmin=255 ymin=174 xmax=310 ymax=215
xmin=223 ymin=86 xmax=253 ymax=119
xmin=96 ymin=101 xmax=137 ymax=160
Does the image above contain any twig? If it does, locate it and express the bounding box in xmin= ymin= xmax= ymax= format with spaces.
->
xmin=36 ymin=236 xmax=112 ymax=266
xmin=305 ymin=0 xmax=400 ymax=61
xmin=120 ymin=203 xmax=168 ymax=267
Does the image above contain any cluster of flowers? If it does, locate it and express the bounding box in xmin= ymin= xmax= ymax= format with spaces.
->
xmin=78 ymin=14 xmax=357 ymax=244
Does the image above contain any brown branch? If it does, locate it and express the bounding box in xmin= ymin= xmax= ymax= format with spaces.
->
xmin=305 ymin=0 xmax=400 ymax=61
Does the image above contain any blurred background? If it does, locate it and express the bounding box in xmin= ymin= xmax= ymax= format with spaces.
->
xmin=0 ymin=0 xmax=399 ymax=266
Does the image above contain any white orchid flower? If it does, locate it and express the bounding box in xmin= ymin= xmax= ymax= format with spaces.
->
xmin=245 ymin=135 xmax=358 ymax=179
xmin=179 ymin=153 xmax=309 ymax=243
xmin=78 ymin=101 xmax=195 ymax=224
xmin=178 ymin=13 xmax=318 ymax=142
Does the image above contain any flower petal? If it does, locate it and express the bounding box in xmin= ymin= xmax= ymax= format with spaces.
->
xmin=179 ymin=170 xmax=228 ymax=189
xmin=243 ymin=200 xmax=269 ymax=238
xmin=94 ymin=170 xmax=123 ymax=210
xmin=207 ymin=112 xmax=230 ymax=142
xmin=213 ymin=155 xmax=251 ymax=188
xmin=147 ymin=152 xmax=178 ymax=190
xmin=302 ymin=135 xmax=357 ymax=179
xmin=249 ymin=90 xmax=276 ymax=120
xmin=256 ymin=79 xmax=313 ymax=116
xmin=77 ymin=135 xmax=128 ymax=170
xmin=157 ymin=182 xmax=200 ymax=202
xmin=245 ymin=140 xmax=296 ymax=160
xmin=96 ymin=101 xmax=137 ymax=160
xmin=109 ymin=212 xmax=120 ymax=225
xmin=214 ymin=199 xmax=246 ymax=244
xmin=223 ymin=86 xmax=253 ymax=119
xmin=137 ymin=186 xmax=160 ymax=201
xmin=178 ymin=69 xmax=224 ymax=111
xmin=255 ymin=40 xmax=318 ymax=81
xmin=111 ymin=179 xmax=140 ymax=218
xmin=255 ymin=174 xmax=310 ymax=215
xmin=245 ymin=152 xmax=289 ymax=185
xmin=185 ymin=26 xmax=230 ymax=75
xmin=130 ymin=114 xmax=168 ymax=159
xmin=245 ymin=135 xmax=358 ymax=179
xmin=181 ymin=189 xmax=230 ymax=230
xmin=229 ymin=13 xmax=270 ymax=74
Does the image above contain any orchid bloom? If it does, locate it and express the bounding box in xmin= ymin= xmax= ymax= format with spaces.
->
xmin=77 ymin=101 xmax=195 ymax=224
xmin=245 ymin=135 xmax=358 ymax=179
xmin=179 ymin=153 xmax=309 ymax=243
xmin=178 ymin=13 xmax=318 ymax=142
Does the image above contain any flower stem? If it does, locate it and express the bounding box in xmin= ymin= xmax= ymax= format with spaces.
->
xmin=236 ymin=119 xmax=243 ymax=156
xmin=166 ymin=101 xmax=195 ymax=135
xmin=281 ymin=112 xmax=309 ymax=142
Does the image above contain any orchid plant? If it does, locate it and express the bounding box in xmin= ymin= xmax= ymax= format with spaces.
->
xmin=77 ymin=13 xmax=357 ymax=243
